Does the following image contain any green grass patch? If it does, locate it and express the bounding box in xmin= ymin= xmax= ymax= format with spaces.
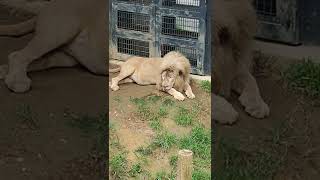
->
xmin=113 ymin=96 xmax=122 ymax=102
xmin=199 ymin=80 xmax=211 ymax=93
xmin=214 ymin=138 xmax=284 ymax=180
xmin=169 ymin=155 xmax=178 ymax=168
xmin=179 ymin=125 xmax=211 ymax=160
xmin=154 ymin=170 xmax=175 ymax=180
xmin=149 ymin=117 xmax=162 ymax=131
xmin=192 ymin=169 xmax=211 ymax=180
xmin=174 ymin=106 xmax=194 ymax=126
xmin=158 ymin=106 xmax=169 ymax=117
xmin=153 ymin=131 xmax=177 ymax=151
xmin=110 ymin=152 xmax=128 ymax=179
xmin=162 ymin=98 xmax=175 ymax=107
xmin=129 ymin=163 xmax=143 ymax=177
xmin=16 ymin=104 xmax=39 ymax=130
xmin=147 ymin=95 xmax=161 ymax=103
xmin=130 ymin=97 xmax=153 ymax=120
xmin=284 ymin=59 xmax=320 ymax=97
xmin=65 ymin=110 xmax=107 ymax=151
xmin=135 ymin=145 xmax=154 ymax=156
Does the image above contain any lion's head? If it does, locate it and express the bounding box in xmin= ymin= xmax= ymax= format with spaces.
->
xmin=158 ymin=51 xmax=191 ymax=92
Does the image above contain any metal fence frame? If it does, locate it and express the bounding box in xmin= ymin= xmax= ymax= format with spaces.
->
xmin=109 ymin=0 xmax=211 ymax=75
xmin=253 ymin=0 xmax=300 ymax=45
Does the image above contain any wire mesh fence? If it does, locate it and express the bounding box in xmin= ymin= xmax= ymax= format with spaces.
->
xmin=254 ymin=0 xmax=277 ymax=16
xmin=110 ymin=0 xmax=211 ymax=75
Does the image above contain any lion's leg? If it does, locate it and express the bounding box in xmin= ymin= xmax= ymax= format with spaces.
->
xmin=66 ymin=17 xmax=108 ymax=76
xmin=108 ymin=77 xmax=133 ymax=88
xmin=110 ymin=66 xmax=135 ymax=91
xmin=212 ymin=93 xmax=238 ymax=124
xmin=184 ymin=83 xmax=195 ymax=99
xmin=28 ymin=51 xmax=78 ymax=71
xmin=0 ymin=51 xmax=77 ymax=80
xmin=167 ymin=88 xmax=185 ymax=101
xmin=214 ymin=45 xmax=236 ymax=98
xmin=4 ymin=15 xmax=80 ymax=93
xmin=118 ymin=78 xmax=134 ymax=85
xmin=232 ymin=64 xmax=270 ymax=118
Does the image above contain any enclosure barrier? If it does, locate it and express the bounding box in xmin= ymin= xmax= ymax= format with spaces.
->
xmin=109 ymin=0 xmax=211 ymax=75
xmin=253 ymin=0 xmax=299 ymax=45
xmin=177 ymin=149 xmax=193 ymax=180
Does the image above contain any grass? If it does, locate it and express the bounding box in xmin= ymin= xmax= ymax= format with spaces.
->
xmin=174 ymin=106 xmax=194 ymax=126
xmin=162 ymin=98 xmax=175 ymax=107
xmin=192 ymin=169 xmax=211 ymax=180
xmin=149 ymin=118 xmax=162 ymax=131
xmin=214 ymin=137 xmax=285 ymax=180
xmin=153 ymin=131 xmax=177 ymax=151
xmin=179 ymin=125 xmax=211 ymax=160
xmin=110 ymin=152 xmax=128 ymax=179
xmin=154 ymin=171 xmax=175 ymax=180
xmin=65 ymin=110 xmax=107 ymax=151
xmin=16 ymin=104 xmax=39 ymax=130
xmin=112 ymin=93 xmax=211 ymax=178
xmin=169 ymin=155 xmax=178 ymax=168
xmin=199 ymin=80 xmax=211 ymax=93
xmin=128 ymin=163 xmax=143 ymax=177
xmin=284 ymin=59 xmax=320 ymax=98
xmin=113 ymin=95 xmax=122 ymax=102
xmin=135 ymin=145 xmax=154 ymax=156
xmin=158 ymin=106 xmax=169 ymax=117
xmin=130 ymin=97 xmax=151 ymax=119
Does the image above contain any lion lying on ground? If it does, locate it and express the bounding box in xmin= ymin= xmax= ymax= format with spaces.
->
xmin=0 ymin=0 xmax=108 ymax=93
xmin=212 ymin=0 xmax=270 ymax=124
xmin=109 ymin=51 xmax=195 ymax=101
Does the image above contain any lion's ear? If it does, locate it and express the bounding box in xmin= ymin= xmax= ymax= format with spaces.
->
xmin=161 ymin=70 xmax=167 ymax=80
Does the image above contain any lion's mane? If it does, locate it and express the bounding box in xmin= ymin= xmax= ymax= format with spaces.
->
xmin=158 ymin=51 xmax=192 ymax=92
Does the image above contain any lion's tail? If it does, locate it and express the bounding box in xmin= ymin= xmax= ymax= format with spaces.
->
xmin=0 ymin=17 xmax=36 ymax=37
xmin=0 ymin=0 xmax=50 ymax=15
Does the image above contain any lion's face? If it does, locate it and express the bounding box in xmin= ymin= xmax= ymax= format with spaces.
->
xmin=161 ymin=69 xmax=177 ymax=91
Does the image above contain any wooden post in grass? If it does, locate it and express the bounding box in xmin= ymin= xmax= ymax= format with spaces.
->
xmin=177 ymin=149 xmax=193 ymax=180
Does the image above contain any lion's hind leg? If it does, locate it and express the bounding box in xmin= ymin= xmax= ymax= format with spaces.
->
xmin=110 ymin=66 xmax=135 ymax=91
xmin=118 ymin=78 xmax=134 ymax=85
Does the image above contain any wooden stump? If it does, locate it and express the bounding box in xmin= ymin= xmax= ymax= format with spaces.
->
xmin=177 ymin=149 xmax=193 ymax=180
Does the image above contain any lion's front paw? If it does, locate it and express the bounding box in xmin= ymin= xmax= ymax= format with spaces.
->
xmin=0 ymin=65 xmax=8 ymax=80
xmin=5 ymin=74 xmax=31 ymax=93
xmin=174 ymin=93 xmax=185 ymax=101
xmin=239 ymin=94 xmax=270 ymax=118
xmin=186 ymin=91 xmax=195 ymax=99
xmin=216 ymin=109 xmax=239 ymax=125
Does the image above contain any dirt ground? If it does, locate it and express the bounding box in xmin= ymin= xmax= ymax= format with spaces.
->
xmin=215 ymin=55 xmax=320 ymax=179
xmin=0 ymin=6 xmax=107 ymax=180
xmin=108 ymin=72 xmax=211 ymax=179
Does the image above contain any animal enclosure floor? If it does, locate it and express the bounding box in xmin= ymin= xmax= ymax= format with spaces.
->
xmin=0 ymin=7 xmax=107 ymax=180
xmin=108 ymin=73 xmax=211 ymax=179
xmin=215 ymin=58 xmax=320 ymax=179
